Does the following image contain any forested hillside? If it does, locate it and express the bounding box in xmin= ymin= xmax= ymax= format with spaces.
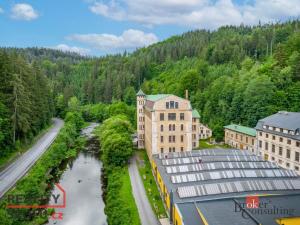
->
xmin=1 ymin=20 xmax=300 ymax=141
xmin=0 ymin=51 xmax=54 ymax=158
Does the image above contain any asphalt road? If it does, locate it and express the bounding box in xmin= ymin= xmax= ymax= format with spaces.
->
xmin=0 ymin=118 xmax=64 ymax=198
xmin=128 ymin=156 xmax=159 ymax=225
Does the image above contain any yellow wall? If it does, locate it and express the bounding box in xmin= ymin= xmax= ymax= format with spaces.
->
xmin=276 ymin=217 xmax=300 ymax=225
xmin=173 ymin=204 xmax=183 ymax=225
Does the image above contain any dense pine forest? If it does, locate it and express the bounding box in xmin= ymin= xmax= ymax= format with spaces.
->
xmin=1 ymin=20 xmax=300 ymax=151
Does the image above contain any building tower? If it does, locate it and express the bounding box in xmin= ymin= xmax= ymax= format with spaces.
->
xmin=137 ymin=89 xmax=146 ymax=149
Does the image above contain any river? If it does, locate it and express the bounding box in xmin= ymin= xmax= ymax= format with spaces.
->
xmin=47 ymin=123 xmax=107 ymax=225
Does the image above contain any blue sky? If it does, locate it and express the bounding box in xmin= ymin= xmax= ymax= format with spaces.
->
xmin=0 ymin=0 xmax=299 ymax=56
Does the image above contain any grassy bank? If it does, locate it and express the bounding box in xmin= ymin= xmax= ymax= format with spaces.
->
xmin=136 ymin=150 xmax=166 ymax=218
xmin=0 ymin=112 xmax=84 ymax=225
xmin=95 ymin=114 xmax=141 ymax=225
xmin=199 ymin=139 xmax=230 ymax=149
xmin=104 ymin=167 xmax=140 ymax=225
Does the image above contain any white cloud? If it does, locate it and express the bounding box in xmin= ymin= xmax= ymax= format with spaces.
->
xmin=53 ymin=44 xmax=91 ymax=55
xmin=0 ymin=7 xmax=4 ymax=14
xmin=67 ymin=29 xmax=158 ymax=51
xmin=11 ymin=3 xmax=38 ymax=21
xmin=88 ymin=0 xmax=300 ymax=29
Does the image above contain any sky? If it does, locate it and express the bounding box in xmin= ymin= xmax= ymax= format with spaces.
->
xmin=0 ymin=0 xmax=300 ymax=56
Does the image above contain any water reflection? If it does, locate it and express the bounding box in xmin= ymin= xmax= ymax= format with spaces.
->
xmin=47 ymin=152 xmax=107 ymax=225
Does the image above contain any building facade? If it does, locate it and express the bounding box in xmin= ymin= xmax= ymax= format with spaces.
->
xmin=199 ymin=123 xmax=212 ymax=139
xmin=192 ymin=110 xmax=200 ymax=149
xmin=224 ymin=124 xmax=256 ymax=152
xmin=255 ymin=111 xmax=300 ymax=175
xmin=137 ymin=89 xmax=200 ymax=158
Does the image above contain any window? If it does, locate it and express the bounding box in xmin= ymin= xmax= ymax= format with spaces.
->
xmin=180 ymin=113 xmax=184 ymax=120
xmin=166 ymin=102 xmax=169 ymax=109
xmin=246 ymin=137 xmax=248 ymax=143
xmin=160 ymin=148 xmax=163 ymax=154
xmin=279 ymin=137 xmax=283 ymax=142
xmin=272 ymin=135 xmax=276 ymax=140
xmin=297 ymin=142 xmax=300 ymax=147
xmin=160 ymin=136 xmax=164 ymax=143
xmin=170 ymin=101 xmax=174 ymax=108
xmin=160 ymin=125 xmax=163 ymax=132
xmin=173 ymin=124 xmax=175 ymax=131
xmin=271 ymin=157 xmax=275 ymax=161
xmin=169 ymin=124 xmax=172 ymax=131
xmin=295 ymin=152 xmax=300 ymax=162
xmin=279 ymin=147 xmax=283 ymax=156
xmin=286 ymin=163 xmax=290 ymax=168
xmin=169 ymin=136 xmax=172 ymax=143
xmin=168 ymin=113 xmax=176 ymax=121
xmin=173 ymin=136 xmax=176 ymax=142
xmin=192 ymin=125 xmax=196 ymax=131
xmin=287 ymin=149 xmax=291 ymax=159
xmin=181 ymin=124 xmax=184 ymax=131
xmin=173 ymin=147 xmax=175 ymax=152
xmin=160 ymin=113 xmax=164 ymax=121
xmin=236 ymin=134 xmax=238 ymax=139
xmin=175 ymin=102 xmax=178 ymax=109
xmin=181 ymin=147 xmax=183 ymax=152
xmin=287 ymin=139 xmax=291 ymax=145
xmin=240 ymin=135 xmax=243 ymax=141
xmin=278 ymin=159 xmax=282 ymax=164
xmin=280 ymin=128 xmax=283 ymax=132
xmin=181 ymin=135 xmax=184 ymax=142
xmin=259 ymin=132 xmax=262 ymax=136
xmin=295 ymin=166 xmax=299 ymax=171
xmin=272 ymin=144 xmax=275 ymax=153
xmin=259 ymin=140 xmax=262 ymax=148
xmin=193 ymin=142 xmax=196 ymax=147
xmin=265 ymin=142 xmax=268 ymax=150
xmin=252 ymin=139 xmax=254 ymax=145
xmin=169 ymin=148 xmax=172 ymax=153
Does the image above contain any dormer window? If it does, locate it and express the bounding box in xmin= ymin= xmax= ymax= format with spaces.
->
xmin=166 ymin=102 xmax=169 ymax=109
xmin=170 ymin=101 xmax=174 ymax=108
xmin=263 ymin=125 xmax=267 ymax=129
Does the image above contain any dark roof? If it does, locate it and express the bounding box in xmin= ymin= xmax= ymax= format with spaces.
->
xmin=136 ymin=89 xmax=146 ymax=96
xmin=153 ymin=149 xmax=300 ymax=225
xmin=255 ymin=111 xmax=300 ymax=141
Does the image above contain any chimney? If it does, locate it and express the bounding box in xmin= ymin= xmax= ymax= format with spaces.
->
xmin=185 ymin=90 xmax=189 ymax=100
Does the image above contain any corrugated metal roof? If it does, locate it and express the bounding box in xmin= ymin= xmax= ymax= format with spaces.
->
xmin=224 ymin=124 xmax=256 ymax=137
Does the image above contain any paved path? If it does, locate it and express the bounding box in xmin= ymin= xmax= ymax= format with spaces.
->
xmin=128 ymin=156 xmax=159 ymax=225
xmin=0 ymin=118 xmax=64 ymax=198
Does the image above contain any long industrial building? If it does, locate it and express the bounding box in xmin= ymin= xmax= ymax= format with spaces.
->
xmin=152 ymin=149 xmax=300 ymax=225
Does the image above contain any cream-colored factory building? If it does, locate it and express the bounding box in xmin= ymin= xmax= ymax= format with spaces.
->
xmin=224 ymin=124 xmax=257 ymax=152
xmin=137 ymin=89 xmax=201 ymax=158
xmin=256 ymin=111 xmax=300 ymax=175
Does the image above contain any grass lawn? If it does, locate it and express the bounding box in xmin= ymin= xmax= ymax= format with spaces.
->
xmin=119 ymin=167 xmax=141 ymax=225
xmin=0 ymin=122 xmax=54 ymax=169
xmin=136 ymin=150 xmax=167 ymax=219
xmin=198 ymin=139 xmax=231 ymax=149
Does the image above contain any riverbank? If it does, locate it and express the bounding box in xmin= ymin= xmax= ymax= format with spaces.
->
xmin=0 ymin=112 xmax=84 ymax=225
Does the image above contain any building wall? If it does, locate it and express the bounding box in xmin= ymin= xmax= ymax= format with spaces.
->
xmin=143 ymin=95 xmax=193 ymax=157
xmin=192 ymin=118 xmax=200 ymax=149
xmin=199 ymin=124 xmax=212 ymax=139
xmin=137 ymin=95 xmax=145 ymax=149
xmin=224 ymin=128 xmax=256 ymax=153
xmin=257 ymin=130 xmax=300 ymax=175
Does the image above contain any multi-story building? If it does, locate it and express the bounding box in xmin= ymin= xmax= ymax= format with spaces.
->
xmin=255 ymin=111 xmax=300 ymax=174
xmin=224 ymin=124 xmax=256 ymax=152
xmin=199 ymin=123 xmax=212 ymax=139
xmin=137 ymin=89 xmax=201 ymax=158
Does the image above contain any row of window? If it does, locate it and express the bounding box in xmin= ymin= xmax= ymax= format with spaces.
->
xmin=166 ymin=101 xmax=179 ymax=109
xmin=160 ymin=124 xmax=185 ymax=132
xmin=259 ymin=132 xmax=300 ymax=147
xmin=160 ymin=113 xmax=185 ymax=121
xmin=160 ymin=135 xmax=185 ymax=143
xmin=269 ymin=156 xmax=299 ymax=171
xmin=227 ymin=132 xmax=255 ymax=145
xmin=160 ymin=147 xmax=184 ymax=153
xmin=139 ymin=117 xmax=145 ymax=122
xmin=260 ymin=142 xmax=300 ymax=162
xmin=138 ymin=100 xmax=145 ymax=105
xmin=263 ymin=125 xmax=300 ymax=136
